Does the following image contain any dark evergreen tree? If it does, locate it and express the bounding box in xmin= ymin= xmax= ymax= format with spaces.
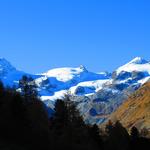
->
xmin=88 ymin=124 xmax=103 ymax=148
xmin=105 ymin=120 xmax=113 ymax=136
xmin=11 ymin=93 xmax=27 ymax=124
xmin=141 ymin=127 xmax=149 ymax=137
xmin=49 ymin=98 xmax=101 ymax=150
xmin=0 ymin=81 xmax=4 ymax=107
xmin=0 ymin=80 xmax=50 ymax=150
xmin=19 ymin=75 xmax=37 ymax=101
xmin=130 ymin=126 xmax=150 ymax=150
xmin=0 ymin=81 xmax=4 ymax=95
xmin=130 ymin=126 xmax=139 ymax=140
xmin=1 ymin=79 xmax=150 ymax=150
xmin=104 ymin=121 xmax=130 ymax=150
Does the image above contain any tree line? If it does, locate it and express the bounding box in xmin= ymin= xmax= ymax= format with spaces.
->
xmin=0 ymin=76 xmax=149 ymax=150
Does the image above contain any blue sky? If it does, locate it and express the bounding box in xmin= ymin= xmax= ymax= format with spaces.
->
xmin=0 ymin=0 xmax=150 ymax=73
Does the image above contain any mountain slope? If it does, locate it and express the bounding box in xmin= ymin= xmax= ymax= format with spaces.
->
xmin=107 ymin=82 xmax=150 ymax=131
xmin=0 ymin=58 xmax=41 ymax=87
xmin=1 ymin=57 xmax=150 ymax=124
xmin=70 ymin=57 xmax=150 ymax=124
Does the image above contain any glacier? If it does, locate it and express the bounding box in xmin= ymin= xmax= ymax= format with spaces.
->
xmin=0 ymin=57 xmax=150 ymax=124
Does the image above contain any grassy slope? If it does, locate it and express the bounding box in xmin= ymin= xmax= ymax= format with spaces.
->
xmin=106 ymin=82 xmax=150 ymax=131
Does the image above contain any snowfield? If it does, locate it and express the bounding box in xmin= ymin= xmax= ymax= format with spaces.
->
xmin=116 ymin=57 xmax=150 ymax=75
xmin=1 ymin=57 xmax=150 ymax=124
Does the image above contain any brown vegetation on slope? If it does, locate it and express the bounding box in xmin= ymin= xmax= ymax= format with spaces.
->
xmin=107 ymin=82 xmax=150 ymax=133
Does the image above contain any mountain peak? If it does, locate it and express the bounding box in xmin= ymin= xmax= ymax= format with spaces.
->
xmin=0 ymin=57 xmax=9 ymax=62
xmin=128 ymin=57 xmax=148 ymax=65
xmin=0 ymin=58 xmax=16 ymax=75
xmin=79 ymin=65 xmax=87 ymax=72
xmin=116 ymin=57 xmax=150 ymax=75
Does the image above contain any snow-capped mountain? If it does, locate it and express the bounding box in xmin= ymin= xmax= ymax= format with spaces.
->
xmin=35 ymin=65 xmax=110 ymax=102
xmin=116 ymin=57 xmax=150 ymax=76
xmin=0 ymin=57 xmax=150 ymax=124
xmin=69 ymin=57 xmax=150 ymax=124
xmin=0 ymin=58 xmax=25 ymax=86
xmin=0 ymin=58 xmax=41 ymax=87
